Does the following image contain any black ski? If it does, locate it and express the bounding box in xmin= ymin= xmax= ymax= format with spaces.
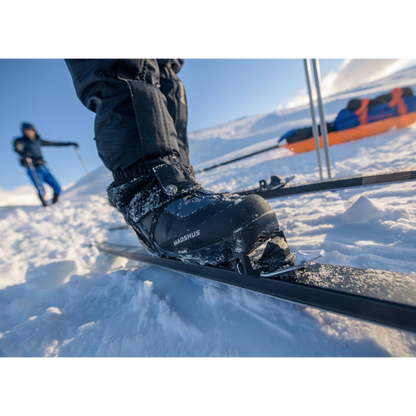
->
xmin=95 ymin=241 xmax=416 ymax=333
xmin=237 ymin=168 xmax=416 ymax=199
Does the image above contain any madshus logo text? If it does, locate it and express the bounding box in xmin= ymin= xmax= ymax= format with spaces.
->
xmin=173 ymin=230 xmax=201 ymax=246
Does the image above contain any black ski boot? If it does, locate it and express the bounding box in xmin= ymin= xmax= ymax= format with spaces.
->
xmin=52 ymin=193 xmax=60 ymax=204
xmin=108 ymin=163 xmax=281 ymax=266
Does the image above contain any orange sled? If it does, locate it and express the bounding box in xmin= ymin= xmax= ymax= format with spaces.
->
xmin=282 ymin=112 xmax=416 ymax=154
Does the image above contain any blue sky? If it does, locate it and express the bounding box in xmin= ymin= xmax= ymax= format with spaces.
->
xmin=0 ymin=58 xmax=414 ymax=191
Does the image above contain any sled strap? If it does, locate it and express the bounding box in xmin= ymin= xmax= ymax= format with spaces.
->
xmin=354 ymin=98 xmax=370 ymax=125
xmin=388 ymin=87 xmax=408 ymax=115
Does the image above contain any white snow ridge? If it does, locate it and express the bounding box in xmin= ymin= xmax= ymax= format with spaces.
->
xmin=1 ymin=66 xmax=416 ymax=357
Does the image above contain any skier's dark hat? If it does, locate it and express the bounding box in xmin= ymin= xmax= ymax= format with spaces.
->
xmin=21 ymin=122 xmax=36 ymax=132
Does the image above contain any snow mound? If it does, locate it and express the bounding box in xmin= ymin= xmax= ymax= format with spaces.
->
xmin=339 ymin=196 xmax=386 ymax=224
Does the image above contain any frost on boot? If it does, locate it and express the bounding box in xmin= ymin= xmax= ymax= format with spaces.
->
xmin=108 ymin=163 xmax=280 ymax=266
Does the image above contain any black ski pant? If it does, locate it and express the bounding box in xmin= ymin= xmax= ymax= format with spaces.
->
xmin=65 ymin=59 xmax=191 ymax=185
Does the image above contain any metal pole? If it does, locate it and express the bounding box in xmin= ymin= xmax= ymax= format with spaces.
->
xmin=303 ymin=59 xmax=323 ymax=180
xmin=312 ymin=59 xmax=332 ymax=179
xmin=73 ymin=147 xmax=101 ymax=196
xmin=26 ymin=158 xmax=48 ymax=207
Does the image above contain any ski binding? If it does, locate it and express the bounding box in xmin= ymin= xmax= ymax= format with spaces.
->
xmin=233 ymin=249 xmax=324 ymax=278
xmin=232 ymin=229 xmax=324 ymax=278
xmin=259 ymin=174 xmax=296 ymax=191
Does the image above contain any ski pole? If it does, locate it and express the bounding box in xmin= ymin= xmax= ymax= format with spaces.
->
xmin=26 ymin=158 xmax=48 ymax=207
xmin=195 ymin=143 xmax=282 ymax=174
xmin=73 ymin=147 xmax=100 ymax=196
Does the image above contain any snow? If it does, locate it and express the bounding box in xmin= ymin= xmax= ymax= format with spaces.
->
xmin=1 ymin=67 xmax=416 ymax=358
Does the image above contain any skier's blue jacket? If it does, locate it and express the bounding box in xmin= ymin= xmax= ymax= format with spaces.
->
xmin=13 ymin=124 xmax=77 ymax=167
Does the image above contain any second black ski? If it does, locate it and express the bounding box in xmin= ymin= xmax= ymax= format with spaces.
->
xmin=238 ymin=167 xmax=416 ymax=199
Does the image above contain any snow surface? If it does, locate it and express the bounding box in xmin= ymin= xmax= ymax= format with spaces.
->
xmin=1 ymin=67 xmax=416 ymax=357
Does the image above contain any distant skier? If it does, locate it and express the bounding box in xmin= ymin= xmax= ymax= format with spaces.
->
xmin=13 ymin=122 xmax=79 ymax=207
